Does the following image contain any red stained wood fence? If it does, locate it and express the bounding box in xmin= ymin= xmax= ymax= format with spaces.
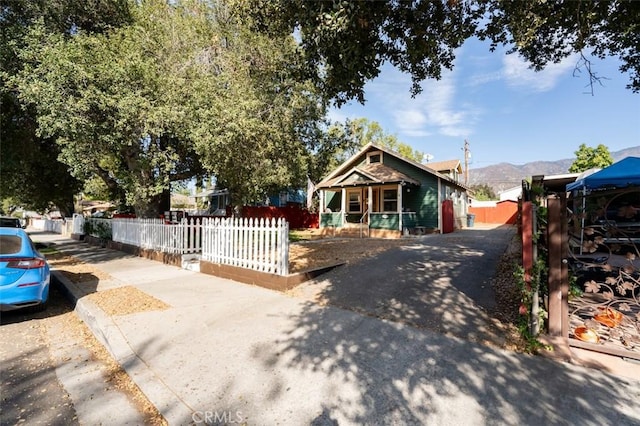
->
xmin=242 ymin=205 xmax=318 ymax=229
xmin=468 ymin=200 xmax=518 ymax=225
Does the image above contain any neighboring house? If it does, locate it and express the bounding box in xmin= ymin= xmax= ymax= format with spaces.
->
xmin=425 ymin=159 xmax=463 ymax=182
xmin=267 ymin=188 xmax=306 ymax=207
xmin=316 ymin=143 xmax=469 ymax=238
xmin=192 ymin=188 xmax=231 ymax=216
xmin=498 ymin=186 xmax=522 ymax=202
xmin=192 ymin=187 xmax=309 ymax=217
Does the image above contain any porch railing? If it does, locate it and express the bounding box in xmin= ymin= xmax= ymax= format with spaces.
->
xmin=359 ymin=209 xmax=369 ymax=238
xmin=320 ymin=212 xmax=343 ymax=228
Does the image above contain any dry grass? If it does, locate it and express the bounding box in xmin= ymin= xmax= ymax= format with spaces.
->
xmin=86 ymin=286 xmax=170 ymax=316
xmin=288 ymin=238 xmax=407 ymax=272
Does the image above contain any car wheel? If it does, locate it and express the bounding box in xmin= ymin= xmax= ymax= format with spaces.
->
xmin=27 ymin=298 xmax=49 ymax=314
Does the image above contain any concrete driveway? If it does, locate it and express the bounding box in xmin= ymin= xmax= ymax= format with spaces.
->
xmin=292 ymin=225 xmax=518 ymax=347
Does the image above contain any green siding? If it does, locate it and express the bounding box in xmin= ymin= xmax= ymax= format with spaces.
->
xmin=320 ymin=213 xmax=343 ymax=227
xmin=383 ymin=155 xmax=440 ymax=228
xmin=370 ymin=213 xmax=399 ymax=230
xmin=325 ymin=191 xmax=341 ymax=212
xmin=401 ymin=212 xmax=418 ymax=228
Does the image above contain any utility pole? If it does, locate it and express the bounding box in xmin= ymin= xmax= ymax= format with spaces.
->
xmin=463 ymin=140 xmax=471 ymax=186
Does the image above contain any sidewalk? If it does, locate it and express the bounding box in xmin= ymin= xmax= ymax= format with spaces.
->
xmin=34 ymin=231 xmax=640 ymax=425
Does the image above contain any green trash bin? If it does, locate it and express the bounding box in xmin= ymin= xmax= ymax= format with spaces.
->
xmin=466 ymin=213 xmax=475 ymax=227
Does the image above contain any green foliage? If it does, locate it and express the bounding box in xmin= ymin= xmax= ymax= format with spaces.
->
xmin=240 ymin=0 xmax=640 ymax=103
xmin=83 ymin=219 xmax=112 ymax=240
xmin=0 ymin=0 xmax=132 ymax=215
xmin=469 ymin=184 xmax=497 ymax=201
xmin=237 ymin=0 xmax=479 ymax=104
xmin=10 ymin=0 xmax=335 ymax=213
xmin=569 ymin=143 xmax=614 ymax=173
xmin=306 ymin=122 xmax=361 ymax=184
xmin=0 ymin=198 xmax=19 ymax=216
xmin=181 ymin=5 xmax=330 ymax=206
xmin=513 ymin=259 xmax=549 ymax=353
xmin=320 ymin=118 xmax=425 ymax=166
xmin=12 ymin=1 xmax=211 ymax=216
xmin=346 ymin=118 xmax=426 ymax=163
xmin=82 ymin=177 xmax=112 ymax=202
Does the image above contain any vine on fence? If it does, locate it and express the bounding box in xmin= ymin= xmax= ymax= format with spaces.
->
xmin=83 ymin=220 xmax=112 ymax=241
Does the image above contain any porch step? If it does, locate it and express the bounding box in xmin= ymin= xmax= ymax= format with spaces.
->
xmin=181 ymin=254 xmax=201 ymax=272
xmin=337 ymin=224 xmax=369 ymax=238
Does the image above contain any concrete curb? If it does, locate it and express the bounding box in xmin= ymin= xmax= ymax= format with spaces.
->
xmin=52 ymin=270 xmax=194 ymax=424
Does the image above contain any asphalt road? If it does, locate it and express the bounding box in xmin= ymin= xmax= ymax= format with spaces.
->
xmin=0 ymin=283 xmax=79 ymax=426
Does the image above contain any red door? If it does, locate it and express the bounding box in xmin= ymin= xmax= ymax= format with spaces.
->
xmin=442 ymin=199 xmax=454 ymax=234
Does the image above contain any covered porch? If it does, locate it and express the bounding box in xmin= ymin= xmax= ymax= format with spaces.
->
xmin=317 ymin=164 xmax=422 ymax=238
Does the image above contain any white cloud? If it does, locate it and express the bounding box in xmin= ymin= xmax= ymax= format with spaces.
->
xmin=466 ymin=70 xmax=503 ymax=87
xmin=392 ymin=108 xmax=431 ymax=137
xmin=329 ymin=62 xmax=480 ymax=142
xmin=401 ymin=75 xmax=477 ymax=138
xmin=502 ymin=53 xmax=578 ymax=92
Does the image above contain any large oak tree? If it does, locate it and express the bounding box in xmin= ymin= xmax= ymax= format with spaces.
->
xmin=238 ymin=0 xmax=640 ymax=104
xmin=1 ymin=0 xmax=132 ymax=215
xmin=12 ymin=0 xmax=332 ymax=215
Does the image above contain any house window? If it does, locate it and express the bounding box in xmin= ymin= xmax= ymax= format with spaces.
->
xmin=382 ymin=189 xmax=398 ymax=212
xmin=348 ymin=190 xmax=362 ymax=213
xmin=367 ymin=151 xmax=382 ymax=164
xmin=279 ymin=191 xmax=288 ymax=206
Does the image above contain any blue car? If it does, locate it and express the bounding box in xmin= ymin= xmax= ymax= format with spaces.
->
xmin=0 ymin=228 xmax=50 ymax=312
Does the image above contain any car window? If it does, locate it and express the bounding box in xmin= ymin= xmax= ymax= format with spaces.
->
xmin=0 ymin=235 xmax=23 ymax=254
xmin=0 ymin=218 xmax=21 ymax=228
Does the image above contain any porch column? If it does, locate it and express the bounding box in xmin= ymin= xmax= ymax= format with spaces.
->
xmin=437 ymin=180 xmax=442 ymax=234
xmin=398 ymin=183 xmax=403 ymax=231
xmin=319 ymin=191 xmax=325 ymax=228
xmin=367 ymin=186 xmax=372 ymax=223
xmin=341 ymin=188 xmax=346 ymax=225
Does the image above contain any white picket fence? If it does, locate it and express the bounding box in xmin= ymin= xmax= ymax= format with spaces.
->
xmin=201 ymin=217 xmax=289 ymax=275
xmin=113 ymin=218 xmax=202 ymax=254
xmin=78 ymin=216 xmax=290 ymax=275
xmin=72 ymin=214 xmax=85 ymax=234
xmin=31 ymin=218 xmax=69 ymax=234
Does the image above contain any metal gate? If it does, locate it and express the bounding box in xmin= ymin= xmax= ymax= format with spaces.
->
xmin=549 ymin=189 xmax=640 ymax=359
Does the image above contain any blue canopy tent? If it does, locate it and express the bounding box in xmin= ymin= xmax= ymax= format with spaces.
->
xmin=566 ymin=157 xmax=640 ymax=254
xmin=566 ymin=156 xmax=640 ymax=192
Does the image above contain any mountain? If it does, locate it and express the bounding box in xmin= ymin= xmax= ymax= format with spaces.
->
xmin=468 ymin=146 xmax=640 ymax=194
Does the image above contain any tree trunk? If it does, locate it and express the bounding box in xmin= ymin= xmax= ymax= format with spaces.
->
xmin=134 ymin=188 xmax=171 ymax=218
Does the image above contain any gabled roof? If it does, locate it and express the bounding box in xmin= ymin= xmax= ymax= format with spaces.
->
xmin=317 ymin=143 xmax=468 ymax=190
xmin=316 ymin=162 xmax=420 ymax=189
xmin=425 ymin=159 xmax=462 ymax=174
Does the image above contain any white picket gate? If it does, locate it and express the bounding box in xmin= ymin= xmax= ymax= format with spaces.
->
xmin=111 ymin=218 xmax=202 ymax=254
xmin=201 ymin=217 xmax=289 ymax=276
xmin=72 ymin=214 xmax=85 ymax=234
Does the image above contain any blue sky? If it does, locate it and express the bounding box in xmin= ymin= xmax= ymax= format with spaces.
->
xmin=328 ymin=38 xmax=640 ymax=169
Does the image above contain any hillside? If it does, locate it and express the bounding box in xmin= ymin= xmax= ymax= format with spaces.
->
xmin=468 ymin=146 xmax=640 ymax=194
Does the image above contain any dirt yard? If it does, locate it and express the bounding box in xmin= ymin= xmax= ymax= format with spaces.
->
xmin=288 ymin=238 xmax=407 ymax=273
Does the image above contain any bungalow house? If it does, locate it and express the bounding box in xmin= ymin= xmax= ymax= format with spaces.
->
xmin=316 ymin=143 xmax=470 ymax=238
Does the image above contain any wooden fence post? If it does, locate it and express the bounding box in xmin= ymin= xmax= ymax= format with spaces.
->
xmin=521 ymin=201 xmax=533 ymax=293
xmin=547 ymin=194 xmax=569 ymax=338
